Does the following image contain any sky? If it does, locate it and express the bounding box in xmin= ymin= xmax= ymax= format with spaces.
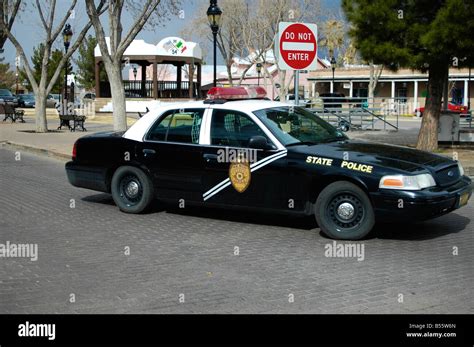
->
xmin=2 ymin=0 xmax=341 ymax=69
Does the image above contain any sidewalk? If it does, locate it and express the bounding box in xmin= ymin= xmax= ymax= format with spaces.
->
xmin=1 ymin=115 xmax=473 ymax=175
xmin=0 ymin=117 xmax=117 ymax=159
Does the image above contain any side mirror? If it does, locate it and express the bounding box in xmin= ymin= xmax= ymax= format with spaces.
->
xmin=248 ymin=135 xmax=271 ymax=150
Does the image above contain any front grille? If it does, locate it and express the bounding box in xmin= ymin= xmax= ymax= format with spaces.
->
xmin=435 ymin=165 xmax=461 ymax=187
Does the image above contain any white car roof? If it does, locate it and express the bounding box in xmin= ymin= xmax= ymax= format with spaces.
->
xmin=123 ymin=99 xmax=292 ymax=142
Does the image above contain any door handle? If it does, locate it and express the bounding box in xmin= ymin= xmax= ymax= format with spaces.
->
xmin=143 ymin=148 xmax=156 ymax=157
xmin=203 ymin=153 xmax=218 ymax=162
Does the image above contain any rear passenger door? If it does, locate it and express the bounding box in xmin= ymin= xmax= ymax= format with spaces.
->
xmin=139 ymin=108 xmax=206 ymax=202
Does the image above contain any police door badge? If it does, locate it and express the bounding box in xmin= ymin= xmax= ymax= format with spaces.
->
xmin=229 ymin=154 xmax=251 ymax=193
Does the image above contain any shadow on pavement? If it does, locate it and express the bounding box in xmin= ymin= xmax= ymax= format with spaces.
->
xmin=80 ymin=193 xmax=469 ymax=240
xmin=372 ymin=213 xmax=470 ymax=241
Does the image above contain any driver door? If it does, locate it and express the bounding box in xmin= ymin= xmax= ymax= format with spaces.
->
xmin=202 ymin=109 xmax=288 ymax=210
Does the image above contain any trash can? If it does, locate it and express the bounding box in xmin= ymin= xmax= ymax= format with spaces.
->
xmin=438 ymin=111 xmax=460 ymax=143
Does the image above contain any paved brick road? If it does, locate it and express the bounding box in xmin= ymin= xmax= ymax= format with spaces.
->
xmin=0 ymin=147 xmax=473 ymax=314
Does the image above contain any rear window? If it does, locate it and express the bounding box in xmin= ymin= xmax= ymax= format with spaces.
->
xmin=0 ymin=89 xmax=12 ymax=96
xmin=146 ymin=108 xmax=205 ymax=144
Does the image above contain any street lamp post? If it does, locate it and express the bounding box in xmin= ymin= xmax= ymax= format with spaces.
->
xmin=207 ymin=0 xmax=222 ymax=87
xmin=133 ymin=66 xmax=137 ymax=81
xmin=330 ymin=56 xmax=337 ymax=93
xmin=256 ymin=63 xmax=262 ymax=86
xmin=15 ymin=72 xmax=19 ymax=95
xmin=469 ymin=66 xmax=471 ymax=112
xmin=62 ymin=24 xmax=73 ymax=108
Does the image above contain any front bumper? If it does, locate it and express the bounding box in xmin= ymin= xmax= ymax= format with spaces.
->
xmin=370 ymin=176 xmax=473 ymax=222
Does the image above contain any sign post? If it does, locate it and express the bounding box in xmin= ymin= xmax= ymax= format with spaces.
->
xmin=277 ymin=22 xmax=318 ymax=106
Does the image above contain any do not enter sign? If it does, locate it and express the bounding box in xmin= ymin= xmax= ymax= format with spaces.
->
xmin=277 ymin=22 xmax=318 ymax=71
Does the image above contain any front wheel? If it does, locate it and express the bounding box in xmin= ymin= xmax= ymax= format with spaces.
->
xmin=111 ymin=166 xmax=154 ymax=214
xmin=315 ymin=181 xmax=375 ymax=240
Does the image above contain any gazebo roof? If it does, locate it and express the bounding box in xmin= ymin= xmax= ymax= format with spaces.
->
xmin=94 ymin=37 xmax=203 ymax=64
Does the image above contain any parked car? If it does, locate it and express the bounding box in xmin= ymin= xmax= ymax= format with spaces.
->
xmin=319 ymin=93 xmax=348 ymax=110
xmin=65 ymin=86 xmax=472 ymax=240
xmin=83 ymin=92 xmax=96 ymax=101
xmin=18 ymin=94 xmax=35 ymax=108
xmin=0 ymin=89 xmax=19 ymax=106
xmin=274 ymin=94 xmax=311 ymax=107
xmin=46 ymin=94 xmax=58 ymax=108
xmin=414 ymin=102 xmax=468 ymax=117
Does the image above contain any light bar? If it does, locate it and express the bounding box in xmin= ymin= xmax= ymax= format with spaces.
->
xmin=207 ymin=86 xmax=267 ymax=100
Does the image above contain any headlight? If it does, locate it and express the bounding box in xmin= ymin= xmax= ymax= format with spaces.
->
xmin=379 ymin=173 xmax=436 ymax=190
xmin=458 ymin=162 xmax=464 ymax=176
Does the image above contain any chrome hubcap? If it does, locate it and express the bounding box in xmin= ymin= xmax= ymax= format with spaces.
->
xmin=125 ymin=181 xmax=139 ymax=198
xmin=337 ymin=202 xmax=355 ymax=220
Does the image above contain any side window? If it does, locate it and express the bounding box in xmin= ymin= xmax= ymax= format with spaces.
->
xmin=146 ymin=109 xmax=204 ymax=143
xmin=210 ymin=109 xmax=270 ymax=147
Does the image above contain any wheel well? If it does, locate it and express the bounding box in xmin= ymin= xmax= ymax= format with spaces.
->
xmin=309 ymin=175 xmax=372 ymax=205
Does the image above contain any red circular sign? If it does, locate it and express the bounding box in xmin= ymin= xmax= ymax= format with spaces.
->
xmin=279 ymin=23 xmax=317 ymax=70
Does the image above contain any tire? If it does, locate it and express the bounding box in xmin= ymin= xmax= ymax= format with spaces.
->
xmin=315 ymin=181 xmax=375 ymax=240
xmin=111 ymin=166 xmax=154 ymax=214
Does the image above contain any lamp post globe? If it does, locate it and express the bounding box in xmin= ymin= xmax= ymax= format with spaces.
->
xmin=207 ymin=0 xmax=222 ymax=87
xmin=256 ymin=63 xmax=262 ymax=86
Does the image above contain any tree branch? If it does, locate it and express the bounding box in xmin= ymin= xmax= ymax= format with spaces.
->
xmin=0 ymin=20 xmax=38 ymax=92
xmin=117 ymin=0 xmax=161 ymax=57
xmin=50 ymin=0 xmax=77 ymax=44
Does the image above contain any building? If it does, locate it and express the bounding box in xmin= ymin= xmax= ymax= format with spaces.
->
xmin=308 ymin=65 xmax=473 ymax=111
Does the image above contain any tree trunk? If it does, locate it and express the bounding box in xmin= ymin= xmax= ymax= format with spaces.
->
xmin=107 ymin=63 xmax=127 ymax=132
xmin=226 ymin=62 xmax=233 ymax=86
xmin=35 ymin=89 xmax=48 ymax=133
xmin=416 ymin=62 xmax=448 ymax=151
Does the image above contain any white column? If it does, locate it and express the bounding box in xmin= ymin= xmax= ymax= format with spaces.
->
xmin=349 ymin=81 xmax=353 ymax=98
xmin=413 ymin=80 xmax=418 ymax=110
xmin=464 ymin=80 xmax=469 ymax=106
xmin=391 ymin=81 xmax=396 ymax=99
xmin=330 ymin=81 xmax=334 ymax=93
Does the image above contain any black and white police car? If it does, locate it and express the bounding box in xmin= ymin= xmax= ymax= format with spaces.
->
xmin=66 ymin=86 xmax=472 ymax=240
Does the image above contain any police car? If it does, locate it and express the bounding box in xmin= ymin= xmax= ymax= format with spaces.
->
xmin=66 ymin=87 xmax=473 ymax=240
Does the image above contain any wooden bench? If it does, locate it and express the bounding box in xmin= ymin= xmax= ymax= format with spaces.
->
xmin=1 ymin=103 xmax=25 ymax=123
xmin=58 ymin=114 xmax=87 ymax=131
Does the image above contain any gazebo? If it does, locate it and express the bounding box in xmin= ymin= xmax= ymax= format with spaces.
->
xmin=94 ymin=37 xmax=203 ymax=99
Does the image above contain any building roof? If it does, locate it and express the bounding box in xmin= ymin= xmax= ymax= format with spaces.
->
xmin=94 ymin=37 xmax=202 ymax=64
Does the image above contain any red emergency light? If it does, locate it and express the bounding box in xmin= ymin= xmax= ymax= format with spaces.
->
xmin=207 ymin=86 xmax=267 ymax=100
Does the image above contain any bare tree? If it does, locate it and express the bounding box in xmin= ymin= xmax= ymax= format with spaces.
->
xmin=368 ymin=62 xmax=383 ymax=107
xmin=319 ymin=18 xmax=345 ymax=60
xmin=0 ymin=0 xmax=107 ymax=132
xmin=181 ymin=0 xmax=246 ymax=86
xmin=255 ymin=0 xmax=321 ymax=100
xmin=85 ymin=0 xmax=180 ymax=131
xmin=0 ymin=0 xmax=21 ymax=51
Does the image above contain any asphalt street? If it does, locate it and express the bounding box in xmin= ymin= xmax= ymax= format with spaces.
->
xmin=0 ymin=147 xmax=473 ymax=314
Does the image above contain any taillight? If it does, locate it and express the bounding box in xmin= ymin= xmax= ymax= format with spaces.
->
xmin=72 ymin=141 xmax=77 ymax=160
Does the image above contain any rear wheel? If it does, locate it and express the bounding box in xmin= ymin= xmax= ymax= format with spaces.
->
xmin=111 ymin=166 xmax=154 ymax=213
xmin=315 ymin=181 xmax=374 ymax=240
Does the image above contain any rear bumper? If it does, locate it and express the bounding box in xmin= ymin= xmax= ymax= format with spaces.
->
xmin=65 ymin=161 xmax=109 ymax=193
xmin=370 ymin=176 xmax=473 ymax=222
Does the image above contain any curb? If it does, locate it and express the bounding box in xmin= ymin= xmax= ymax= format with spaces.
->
xmin=1 ymin=141 xmax=71 ymax=162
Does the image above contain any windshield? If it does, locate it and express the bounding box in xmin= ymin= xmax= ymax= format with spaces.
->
xmin=21 ymin=94 xmax=34 ymax=100
xmin=253 ymin=106 xmax=347 ymax=146
xmin=0 ymin=89 xmax=12 ymax=96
